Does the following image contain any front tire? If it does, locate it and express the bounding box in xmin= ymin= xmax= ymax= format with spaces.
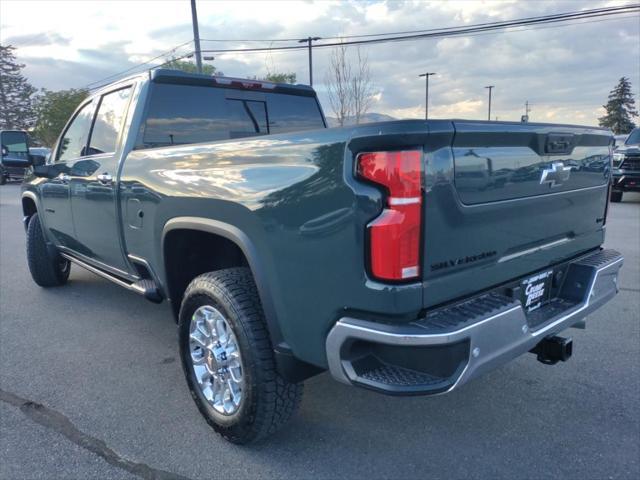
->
xmin=610 ymin=190 xmax=623 ymax=203
xmin=179 ymin=268 xmax=303 ymax=444
xmin=26 ymin=213 xmax=70 ymax=287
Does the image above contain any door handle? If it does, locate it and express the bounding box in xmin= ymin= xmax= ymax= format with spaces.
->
xmin=97 ymin=173 xmax=113 ymax=184
xmin=57 ymin=173 xmax=70 ymax=183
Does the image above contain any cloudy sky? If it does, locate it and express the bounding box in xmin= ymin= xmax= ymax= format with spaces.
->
xmin=1 ymin=0 xmax=638 ymax=125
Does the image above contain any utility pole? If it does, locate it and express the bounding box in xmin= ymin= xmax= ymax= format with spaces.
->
xmin=419 ymin=72 xmax=436 ymax=120
xmin=190 ymin=0 xmax=203 ymax=74
xmin=484 ymin=85 xmax=494 ymax=121
xmin=298 ymin=37 xmax=321 ymax=86
xmin=521 ymin=100 xmax=532 ymax=123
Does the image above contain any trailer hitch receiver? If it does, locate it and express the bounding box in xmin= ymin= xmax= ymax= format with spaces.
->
xmin=530 ymin=335 xmax=573 ymax=365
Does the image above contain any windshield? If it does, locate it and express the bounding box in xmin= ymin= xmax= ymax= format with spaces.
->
xmin=1 ymin=131 xmax=28 ymax=153
xmin=625 ymin=129 xmax=640 ymax=145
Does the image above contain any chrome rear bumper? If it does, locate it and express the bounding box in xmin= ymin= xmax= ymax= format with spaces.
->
xmin=326 ymin=249 xmax=623 ymax=395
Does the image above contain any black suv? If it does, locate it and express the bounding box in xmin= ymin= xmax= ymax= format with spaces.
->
xmin=611 ymin=127 xmax=640 ymax=202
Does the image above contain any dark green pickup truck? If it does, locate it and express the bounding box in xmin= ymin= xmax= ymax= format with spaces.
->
xmin=18 ymin=69 xmax=623 ymax=443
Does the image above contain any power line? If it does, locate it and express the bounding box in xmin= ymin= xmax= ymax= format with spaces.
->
xmin=195 ymin=5 xmax=639 ymax=54
xmin=423 ymin=12 xmax=640 ymax=39
xmin=150 ymin=51 xmax=196 ymax=71
xmin=203 ymin=14 xmax=639 ymax=58
xmin=79 ymin=4 xmax=639 ymax=90
xmin=85 ymin=50 xmax=195 ymax=92
xmin=334 ymin=4 xmax=639 ymax=39
xmin=421 ymin=13 xmax=640 ymax=41
xmin=201 ymin=37 xmax=306 ymax=43
xmin=80 ymin=40 xmax=193 ymax=90
xmin=198 ymin=4 xmax=638 ymax=44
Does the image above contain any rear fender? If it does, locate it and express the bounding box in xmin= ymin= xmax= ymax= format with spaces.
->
xmin=161 ymin=216 xmax=283 ymax=347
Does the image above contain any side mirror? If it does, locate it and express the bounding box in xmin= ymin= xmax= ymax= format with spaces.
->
xmin=33 ymin=164 xmax=58 ymax=179
xmin=0 ymin=131 xmax=31 ymax=167
xmin=30 ymin=154 xmax=46 ymax=167
xmin=0 ymin=154 xmax=31 ymax=168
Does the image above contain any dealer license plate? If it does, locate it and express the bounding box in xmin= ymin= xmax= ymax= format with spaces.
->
xmin=521 ymin=270 xmax=553 ymax=313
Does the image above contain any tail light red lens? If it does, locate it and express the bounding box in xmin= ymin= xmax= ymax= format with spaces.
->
xmin=357 ymin=150 xmax=423 ymax=281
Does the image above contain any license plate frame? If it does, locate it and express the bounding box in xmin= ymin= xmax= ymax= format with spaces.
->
xmin=521 ymin=270 xmax=553 ymax=313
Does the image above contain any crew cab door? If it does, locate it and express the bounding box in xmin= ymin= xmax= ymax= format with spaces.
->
xmin=40 ymin=100 xmax=96 ymax=249
xmin=69 ymin=86 xmax=133 ymax=275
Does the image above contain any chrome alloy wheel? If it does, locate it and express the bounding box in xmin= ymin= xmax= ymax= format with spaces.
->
xmin=59 ymin=258 xmax=70 ymax=275
xmin=189 ymin=305 xmax=244 ymax=415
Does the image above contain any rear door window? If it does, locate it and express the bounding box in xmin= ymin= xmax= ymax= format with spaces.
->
xmin=88 ymin=87 xmax=132 ymax=155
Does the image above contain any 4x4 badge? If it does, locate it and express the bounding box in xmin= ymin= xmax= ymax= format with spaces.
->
xmin=540 ymin=162 xmax=572 ymax=187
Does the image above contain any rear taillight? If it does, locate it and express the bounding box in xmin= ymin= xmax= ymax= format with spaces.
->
xmin=357 ymin=150 xmax=423 ymax=281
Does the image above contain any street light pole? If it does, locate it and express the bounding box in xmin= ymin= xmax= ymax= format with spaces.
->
xmin=419 ymin=72 xmax=436 ymax=120
xmin=485 ymin=85 xmax=494 ymax=121
xmin=298 ymin=37 xmax=321 ymax=86
xmin=190 ymin=0 xmax=203 ymax=74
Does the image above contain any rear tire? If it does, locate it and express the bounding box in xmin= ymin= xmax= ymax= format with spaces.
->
xmin=610 ymin=190 xmax=623 ymax=203
xmin=26 ymin=213 xmax=70 ymax=287
xmin=0 ymin=173 xmax=6 ymax=185
xmin=179 ymin=268 xmax=303 ymax=444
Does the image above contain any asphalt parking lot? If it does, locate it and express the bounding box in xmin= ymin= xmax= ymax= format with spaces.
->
xmin=0 ymin=183 xmax=638 ymax=480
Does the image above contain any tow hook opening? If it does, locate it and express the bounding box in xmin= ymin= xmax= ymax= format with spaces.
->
xmin=530 ymin=335 xmax=573 ymax=365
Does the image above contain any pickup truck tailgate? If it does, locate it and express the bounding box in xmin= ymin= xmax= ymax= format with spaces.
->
xmin=422 ymin=121 xmax=611 ymax=309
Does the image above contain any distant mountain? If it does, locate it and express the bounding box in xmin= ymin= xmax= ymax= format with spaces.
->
xmin=325 ymin=112 xmax=397 ymax=127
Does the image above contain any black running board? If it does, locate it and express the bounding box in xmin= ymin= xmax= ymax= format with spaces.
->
xmin=60 ymin=253 xmax=163 ymax=303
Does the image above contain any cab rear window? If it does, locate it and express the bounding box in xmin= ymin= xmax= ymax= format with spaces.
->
xmin=136 ymin=83 xmax=324 ymax=149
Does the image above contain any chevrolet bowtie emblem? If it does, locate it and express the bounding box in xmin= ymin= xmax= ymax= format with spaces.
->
xmin=540 ymin=162 xmax=572 ymax=187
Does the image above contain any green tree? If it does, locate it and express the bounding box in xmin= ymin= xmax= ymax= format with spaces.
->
xmin=263 ymin=72 xmax=297 ymax=84
xmin=598 ymin=77 xmax=637 ymax=134
xmin=0 ymin=45 xmax=37 ymax=130
xmin=163 ymin=57 xmax=220 ymax=76
xmin=33 ymin=89 xmax=88 ymax=147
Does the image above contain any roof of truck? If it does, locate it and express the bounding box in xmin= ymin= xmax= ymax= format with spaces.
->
xmin=149 ymin=69 xmax=317 ymax=96
xmin=91 ymin=68 xmax=317 ymax=97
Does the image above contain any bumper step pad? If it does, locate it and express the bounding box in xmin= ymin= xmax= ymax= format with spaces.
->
xmin=360 ymin=364 xmax=444 ymax=387
xmin=412 ymin=293 xmax=518 ymax=334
